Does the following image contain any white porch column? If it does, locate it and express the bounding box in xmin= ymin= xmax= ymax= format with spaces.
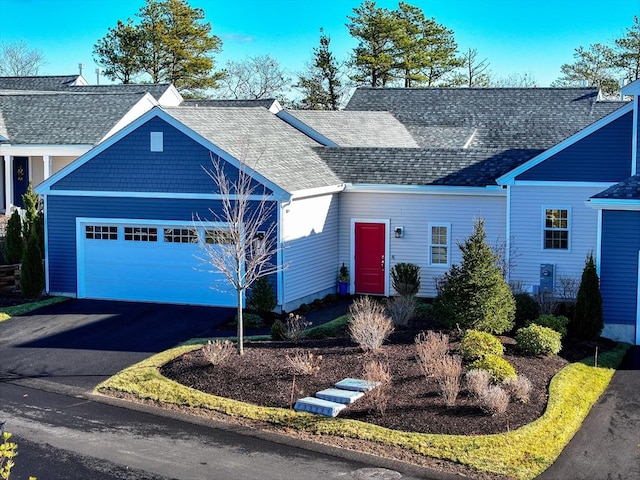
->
xmin=43 ymin=154 xmax=51 ymax=180
xmin=3 ymin=155 xmax=11 ymax=212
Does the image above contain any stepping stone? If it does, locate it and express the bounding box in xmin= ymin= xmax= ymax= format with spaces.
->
xmin=316 ymin=388 xmax=364 ymax=404
xmin=294 ymin=396 xmax=346 ymax=417
xmin=335 ymin=378 xmax=380 ymax=392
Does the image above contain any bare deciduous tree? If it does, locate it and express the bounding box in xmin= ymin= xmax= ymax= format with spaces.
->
xmin=215 ymin=55 xmax=291 ymax=99
xmin=196 ymin=156 xmax=284 ymax=355
xmin=0 ymin=41 xmax=46 ymax=76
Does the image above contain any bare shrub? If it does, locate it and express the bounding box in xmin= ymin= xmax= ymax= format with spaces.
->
xmin=556 ymin=275 xmax=579 ymax=300
xmin=415 ymin=330 xmax=449 ymax=378
xmin=348 ymin=296 xmax=394 ymax=352
xmin=285 ymin=351 xmax=322 ymax=376
xmin=386 ymin=295 xmax=416 ymax=327
xmin=479 ymin=384 xmax=510 ymax=415
xmin=535 ymin=290 xmax=558 ymax=315
xmin=285 ymin=313 xmax=311 ymax=342
xmin=503 ymin=375 xmax=532 ymax=403
xmin=201 ymin=339 xmax=235 ymax=365
xmin=363 ymin=359 xmax=392 ymax=416
xmin=465 ymin=368 xmax=490 ymax=398
xmin=437 ymin=354 xmax=462 ymax=407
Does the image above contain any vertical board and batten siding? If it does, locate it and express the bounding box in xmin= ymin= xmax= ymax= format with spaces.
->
xmin=508 ymin=185 xmax=602 ymax=289
xmin=516 ymin=111 xmax=633 ymax=182
xmin=338 ymin=191 xmax=507 ymax=297
xmin=45 ymin=195 xmax=278 ymax=297
xmin=281 ymin=193 xmax=339 ymax=310
xmin=600 ymin=210 xmax=640 ymax=331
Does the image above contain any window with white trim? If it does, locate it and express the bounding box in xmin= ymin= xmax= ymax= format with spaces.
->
xmin=124 ymin=226 xmax=158 ymax=242
xmin=205 ymin=229 xmax=233 ymax=245
xmin=543 ymin=208 xmax=569 ymax=250
xmin=428 ymin=223 xmax=450 ymax=266
xmin=85 ymin=225 xmax=118 ymax=240
xmin=164 ymin=228 xmax=197 ymax=243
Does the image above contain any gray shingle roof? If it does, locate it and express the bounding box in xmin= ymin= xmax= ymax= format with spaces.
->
xmin=346 ymin=87 xmax=626 ymax=149
xmin=592 ymin=175 xmax=640 ymax=200
xmin=0 ymin=75 xmax=82 ymax=90
xmin=65 ymin=84 xmax=173 ymax=101
xmin=283 ymin=110 xmax=420 ymax=147
xmin=0 ymin=91 xmax=149 ymax=144
xmin=163 ymin=106 xmax=343 ymax=192
xmin=315 ymin=147 xmax=542 ymax=187
xmin=181 ymin=98 xmax=278 ymax=109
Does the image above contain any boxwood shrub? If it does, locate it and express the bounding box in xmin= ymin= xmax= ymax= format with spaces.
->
xmin=468 ymin=354 xmax=516 ymax=383
xmin=527 ymin=314 xmax=569 ymax=338
xmin=459 ymin=329 xmax=503 ymax=362
xmin=516 ymin=324 xmax=562 ymax=356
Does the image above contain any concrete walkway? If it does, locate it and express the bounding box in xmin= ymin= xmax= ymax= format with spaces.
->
xmin=538 ymin=345 xmax=640 ymax=479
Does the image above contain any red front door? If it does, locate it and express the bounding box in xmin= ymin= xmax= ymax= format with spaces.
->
xmin=354 ymin=222 xmax=386 ymax=294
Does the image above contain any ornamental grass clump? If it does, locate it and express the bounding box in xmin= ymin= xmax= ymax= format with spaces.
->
xmin=363 ymin=359 xmax=392 ymax=415
xmin=285 ymin=351 xmax=322 ymax=376
xmin=465 ymin=368 xmax=491 ymax=398
xmin=386 ymin=295 xmax=415 ymax=327
xmin=503 ymin=375 xmax=532 ymax=403
xmin=348 ymin=296 xmax=394 ymax=352
xmin=479 ymin=384 xmax=510 ymax=415
xmin=437 ymin=354 xmax=463 ymax=407
xmin=201 ymin=339 xmax=235 ymax=365
xmin=415 ymin=330 xmax=450 ymax=378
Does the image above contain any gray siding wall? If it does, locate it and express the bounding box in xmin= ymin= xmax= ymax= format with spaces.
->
xmin=508 ymin=185 xmax=603 ymax=291
xmin=45 ymin=195 xmax=278 ymax=298
xmin=600 ymin=210 xmax=640 ymax=326
xmin=281 ymin=193 xmax=339 ymax=310
xmin=338 ymin=191 xmax=507 ymax=297
xmin=516 ymin=111 xmax=633 ymax=182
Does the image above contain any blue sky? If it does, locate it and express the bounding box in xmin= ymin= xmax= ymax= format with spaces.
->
xmin=0 ymin=0 xmax=637 ymax=87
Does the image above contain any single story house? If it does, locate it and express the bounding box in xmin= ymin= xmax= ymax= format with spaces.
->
xmin=29 ymin=78 xmax=640 ymax=344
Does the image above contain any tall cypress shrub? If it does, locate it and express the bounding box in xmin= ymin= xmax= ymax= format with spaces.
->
xmin=3 ymin=210 xmax=23 ymax=264
xmin=20 ymin=229 xmax=44 ymax=299
xmin=433 ymin=218 xmax=515 ymax=334
xmin=572 ymin=253 xmax=603 ymax=340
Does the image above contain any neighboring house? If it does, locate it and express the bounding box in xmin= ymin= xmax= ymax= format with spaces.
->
xmin=31 ymin=80 xmax=639 ymax=344
xmin=0 ymin=75 xmax=182 ymax=211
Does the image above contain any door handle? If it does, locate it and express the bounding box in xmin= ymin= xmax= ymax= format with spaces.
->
xmin=381 ymin=254 xmax=385 ymax=270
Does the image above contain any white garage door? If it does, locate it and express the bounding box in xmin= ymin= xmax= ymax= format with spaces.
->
xmin=77 ymin=219 xmax=236 ymax=307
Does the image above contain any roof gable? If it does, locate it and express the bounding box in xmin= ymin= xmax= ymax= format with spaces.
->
xmin=498 ymin=102 xmax=633 ymax=184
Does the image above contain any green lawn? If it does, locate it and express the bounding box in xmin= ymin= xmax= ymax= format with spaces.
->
xmin=0 ymin=296 xmax=68 ymax=322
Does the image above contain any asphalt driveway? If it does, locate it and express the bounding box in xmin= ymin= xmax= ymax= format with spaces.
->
xmin=0 ymin=298 xmax=234 ymax=391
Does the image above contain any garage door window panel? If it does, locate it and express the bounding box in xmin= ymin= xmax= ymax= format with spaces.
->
xmin=85 ymin=225 xmax=118 ymax=240
xmin=164 ymin=228 xmax=198 ymax=243
xmin=124 ymin=226 xmax=158 ymax=242
xmin=205 ymin=229 xmax=233 ymax=245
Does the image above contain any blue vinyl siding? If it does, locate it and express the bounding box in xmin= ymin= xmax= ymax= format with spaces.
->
xmin=516 ymin=111 xmax=633 ymax=182
xmin=46 ymin=195 xmax=277 ymax=296
xmin=600 ymin=210 xmax=640 ymax=326
xmin=50 ymin=117 xmax=272 ymax=195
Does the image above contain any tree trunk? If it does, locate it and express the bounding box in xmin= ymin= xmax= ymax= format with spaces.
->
xmin=236 ymin=289 xmax=244 ymax=355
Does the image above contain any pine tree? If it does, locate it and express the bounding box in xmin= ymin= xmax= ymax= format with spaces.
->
xmin=572 ymin=253 xmax=603 ymax=340
xmin=3 ymin=210 xmax=23 ymax=264
xmin=434 ymin=218 xmax=515 ymax=334
xmin=20 ymin=229 xmax=44 ymax=299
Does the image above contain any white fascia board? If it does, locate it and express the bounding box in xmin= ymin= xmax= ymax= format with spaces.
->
xmin=275 ymin=110 xmax=337 ymax=147
xmin=289 ymin=183 xmax=345 ymax=200
xmin=100 ymin=93 xmax=158 ymax=142
xmin=37 ymin=189 xmax=279 ymax=201
xmin=512 ymin=181 xmax=616 ymax=188
xmin=586 ymin=198 xmax=640 ymax=211
xmin=0 ymin=144 xmax=92 ymax=157
xmin=344 ymin=183 xmax=506 ymax=196
xmin=35 ymin=107 xmax=291 ymax=201
xmin=621 ymin=78 xmax=640 ymax=95
xmin=497 ymin=102 xmax=634 ymax=185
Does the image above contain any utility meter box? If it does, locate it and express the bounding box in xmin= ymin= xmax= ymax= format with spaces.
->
xmin=539 ymin=264 xmax=555 ymax=293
